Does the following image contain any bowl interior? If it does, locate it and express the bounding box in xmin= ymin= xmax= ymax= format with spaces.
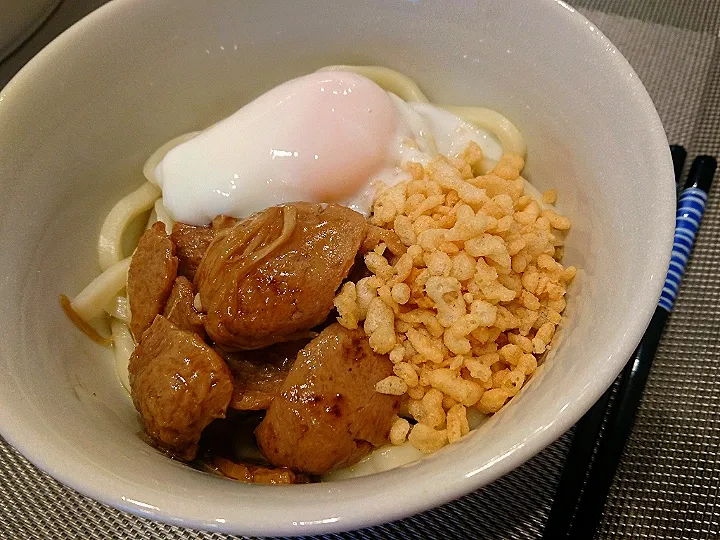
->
xmin=0 ymin=0 xmax=674 ymax=535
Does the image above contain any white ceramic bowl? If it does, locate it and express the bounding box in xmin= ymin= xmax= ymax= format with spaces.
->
xmin=0 ymin=0 xmax=675 ymax=535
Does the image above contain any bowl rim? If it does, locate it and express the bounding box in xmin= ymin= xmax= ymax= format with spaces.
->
xmin=0 ymin=0 xmax=676 ymax=535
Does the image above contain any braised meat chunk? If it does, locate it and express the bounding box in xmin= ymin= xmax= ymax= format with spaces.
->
xmin=129 ymin=316 xmax=233 ymax=461
xmin=170 ymin=223 xmax=213 ymax=282
xmin=255 ymin=323 xmax=400 ymax=475
xmin=163 ymin=276 xmax=205 ymax=336
xmin=195 ymin=203 xmax=366 ymax=350
xmin=223 ymin=340 xmax=307 ymax=411
xmin=170 ymin=216 xmax=238 ymax=281
xmin=212 ymin=457 xmax=300 ymax=485
xmin=127 ymin=222 xmax=179 ymax=341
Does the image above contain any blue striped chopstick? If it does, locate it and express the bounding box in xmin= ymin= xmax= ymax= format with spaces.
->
xmin=543 ymin=150 xmax=716 ymax=539
xmin=660 ymin=169 xmax=711 ymax=310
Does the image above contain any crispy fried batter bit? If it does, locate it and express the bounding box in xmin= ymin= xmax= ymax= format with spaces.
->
xmin=333 ymin=144 xmax=576 ymax=453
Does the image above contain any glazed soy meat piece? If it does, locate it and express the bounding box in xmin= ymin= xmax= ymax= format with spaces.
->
xmin=127 ymin=222 xmax=178 ymax=341
xmin=170 ymin=215 xmax=238 ymax=281
xmin=255 ymin=323 xmax=400 ymax=475
xmin=222 ymin=339 xmax=308 ymax=411
xmin=163 ymin=276 xmax=205 ymax=337
xmin=212 ymin=457 xmax=301 ymax=485
xmin=195 ymin=202 xmax=366 ymax=350
xmin=129 ymin=315 xmax=233 ymax=461
xmin=170 ymin=223 xmax=213 ymax=282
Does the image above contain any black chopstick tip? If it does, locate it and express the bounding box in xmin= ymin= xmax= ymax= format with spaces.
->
xmin=669 ymin=145 xmax=687 ymax=184
xmin=684 ymin=155 xmax=717 ymax=192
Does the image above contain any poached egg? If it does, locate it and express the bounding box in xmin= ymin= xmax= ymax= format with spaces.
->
xmin=153 ymin=71 xmax=501 ymax=225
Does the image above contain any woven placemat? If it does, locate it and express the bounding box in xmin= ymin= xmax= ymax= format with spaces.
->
xmin=1 ymin=1 xmax=719 ymax=538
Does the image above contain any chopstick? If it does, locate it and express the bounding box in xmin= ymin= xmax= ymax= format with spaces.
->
xmin=542 ymin=146 xmax=685 ymax=539
xmin=543 ymin=148 xmax=716 ymax=539
xmin=671 ymin=144 xmax=688 ymax=199
xmin=670 ymin=145 xmax=688 ymax=184
xmin=543 ymin=145 xmax=687 ymax=539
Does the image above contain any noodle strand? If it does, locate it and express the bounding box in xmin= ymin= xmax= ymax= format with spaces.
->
xmin=71 ymin=257 xmax=131 ymax=322
xmin=111 ymin=318 xmax=134 ymax=393
xmin=59 ymin=295 xmax=113 ymax=346
xmin=98 ymin=182 xmax=160 ymax=271
xmin=142 ymin=131 xmax=200 ymax=185
xmin=441 ymin=105 xmax=527 ymax=157
xmin=153 ymin=199 xmax=175 ymax=233
xmin=317 ymin=65 xmax=429 ymax=103
xmin=105 ymin=295 xmax=130 ymax=323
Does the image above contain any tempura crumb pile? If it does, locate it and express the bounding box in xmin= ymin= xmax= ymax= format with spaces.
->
xmin=333 ymin=142 xmax=576 ymax=454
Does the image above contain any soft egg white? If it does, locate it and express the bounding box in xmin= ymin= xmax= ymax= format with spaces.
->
xmin=153 ymin=71 xmax=502 ymax=224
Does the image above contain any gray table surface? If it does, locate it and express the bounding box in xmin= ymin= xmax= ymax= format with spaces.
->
xmin=2 ymin=0 xmax=720 ymax=538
